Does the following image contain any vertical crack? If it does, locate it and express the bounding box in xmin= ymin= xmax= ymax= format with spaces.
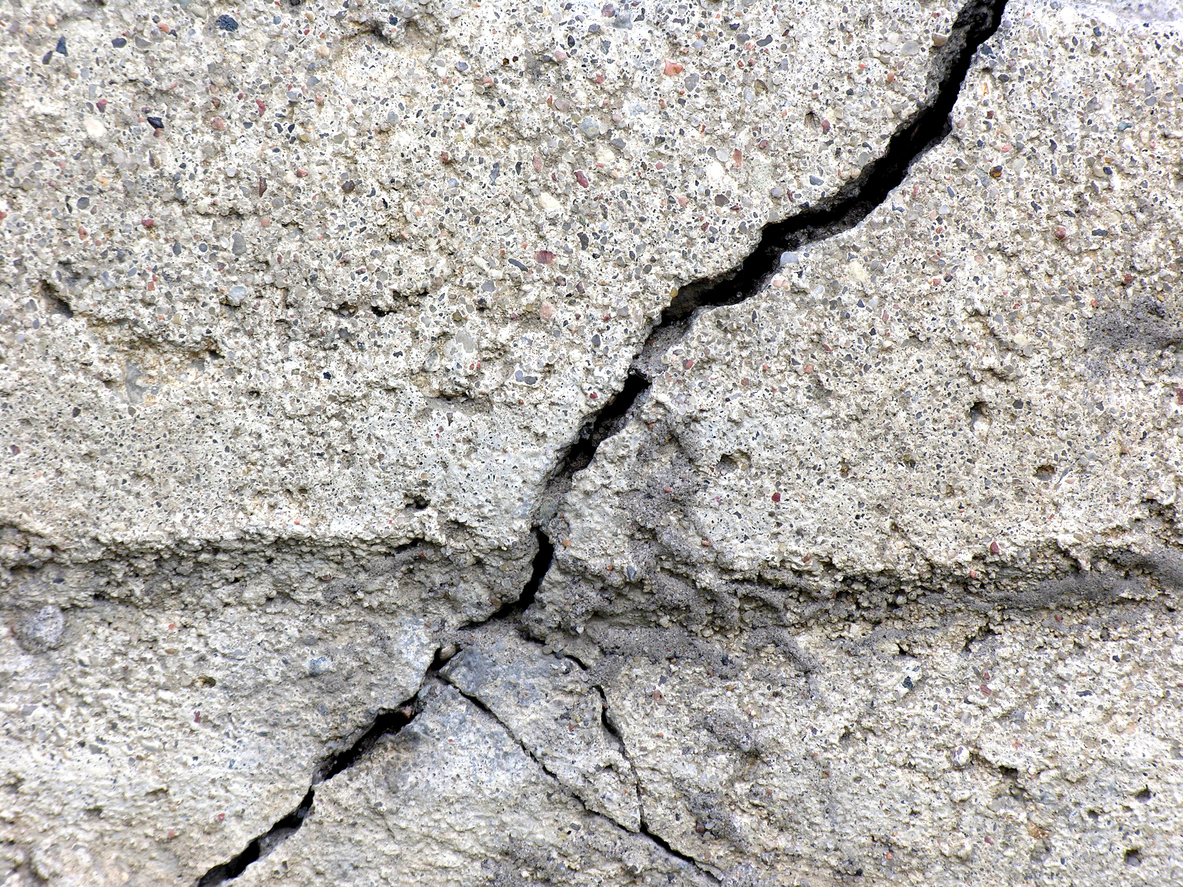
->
xmin=592 ymin=682 xmax=720 ymax=883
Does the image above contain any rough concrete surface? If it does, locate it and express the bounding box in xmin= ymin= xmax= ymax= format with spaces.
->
xmin=237 ymin=679 xmax=712 ymax=887
xmin=1 ymin=0 xmax=1181 ymax=884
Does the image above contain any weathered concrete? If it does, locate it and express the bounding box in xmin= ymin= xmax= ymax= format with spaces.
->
xmin=525 ymin=1 xmax=1183 ymax=882
xmin=237 ymin=680 xmax=712 ymax=887
xmin=1 ymin=0 xmax=1181 ymax=884
xmin=439 ymin=623 xmax=641 ymax=831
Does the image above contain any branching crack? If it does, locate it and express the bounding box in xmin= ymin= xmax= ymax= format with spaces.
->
xmin=196 ymin=0 xmax=1008 ymax=882
xmin=441 ymin=674 xmax=721 ymax=884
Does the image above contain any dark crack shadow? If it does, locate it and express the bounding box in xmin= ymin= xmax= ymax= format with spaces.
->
xmin=194 ymin=690 xmax=424 ymax=885
xmin=442 ymin=674 xmax=722 ymax=885
xmin=196 ymin=1 xmax=1010 ymax=882
xmin=658 ymin=0 xmax=1008 ymax=330
xmin=637 ymin=809 xmax=722 ymax=887
xmin=195 ymin=791 xmax=314 ymax=887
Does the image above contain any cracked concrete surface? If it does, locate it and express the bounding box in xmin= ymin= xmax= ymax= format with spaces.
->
xmin=2 ymin=0 xmax=1182 ymax=884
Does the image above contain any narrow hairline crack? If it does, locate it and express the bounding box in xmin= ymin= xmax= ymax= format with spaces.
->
xmin=441 ymin=673 xmax=723 ymax=885
xmin=591 ymin=681 xmax=723 ymax=884
xmin=195 ymin=1 xmax=1009 ymax=883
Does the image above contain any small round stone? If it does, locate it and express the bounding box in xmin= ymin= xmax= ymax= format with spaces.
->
xmin=14 ymin=606 xmax=65 ymax=654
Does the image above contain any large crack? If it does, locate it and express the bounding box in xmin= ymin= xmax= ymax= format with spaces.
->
xmin=194 ymin=1 xmax=1008 ymax=882
xmin=658 ymin=0 xmax=1008 ymax=331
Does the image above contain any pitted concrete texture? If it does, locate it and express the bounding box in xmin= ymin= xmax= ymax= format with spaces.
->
xmin=533 ymin=0 xmax=1183 ymax=641
xmin=594 ymin=602 xmax=1183 ymax=884
xmin=0 ymin=0 xmax=977 ymax=881
xmin=522 ymin=1 xmax=1183 ymax=883
xmin=1 ymin=0 xmax=1182 ymax=885
xmin=0 ymin=598 xmax=434 ymax=885
xmin=0 ymin=0 xmax=964 ymax=582
xmin=439 ymin=622 xmax=642 ymax=831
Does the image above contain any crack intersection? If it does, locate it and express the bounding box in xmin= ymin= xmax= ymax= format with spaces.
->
xmin=194 ymin=0 xmax=1008 ymax=881
xmin=440 ymin=673 xmax=722 ymax=885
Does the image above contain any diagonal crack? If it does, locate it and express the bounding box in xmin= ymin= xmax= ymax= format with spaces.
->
xmin=194 ymin=673 xmax=430 ymax=886
xmin=498 ymin=0 xmax=1010 ymax=872
xmin=658 ymin=0 xmax=1009 ymax=330
xmin=195 ymin=0 xmax=1008 ymax=882
xmin=529 ymin=0 xmax=1010 ymax=539
xmin=441 ymin=672 xmax=723 ymax=885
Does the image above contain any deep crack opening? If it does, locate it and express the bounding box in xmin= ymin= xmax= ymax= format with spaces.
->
xmin=659 ymin=0 xmax=1008 ymax=327
xmin=560 ymin=370 xmax=652 ymax=480
xmin=194 ymin=689 xmax=425 ymax=886
xmin=195 ymin=790 xmax=313 ymax=887
xmin=196 ymin=1 xmax=1010 ymax=882
xmin=479 ymin=527 xmax=555 ymax=625
xmin=317 ymin=702 xmax=419 ymax=783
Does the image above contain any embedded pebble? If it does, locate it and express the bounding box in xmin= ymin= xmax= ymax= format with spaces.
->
xmin=577 ymin=117 xmax=601 ymax=139
xmin=13 ymin=606 xmax=65 ymax=653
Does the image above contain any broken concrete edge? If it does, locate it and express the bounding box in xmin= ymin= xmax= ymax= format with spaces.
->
xmin=192 ymin=2 xmax=1018 ymax=880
